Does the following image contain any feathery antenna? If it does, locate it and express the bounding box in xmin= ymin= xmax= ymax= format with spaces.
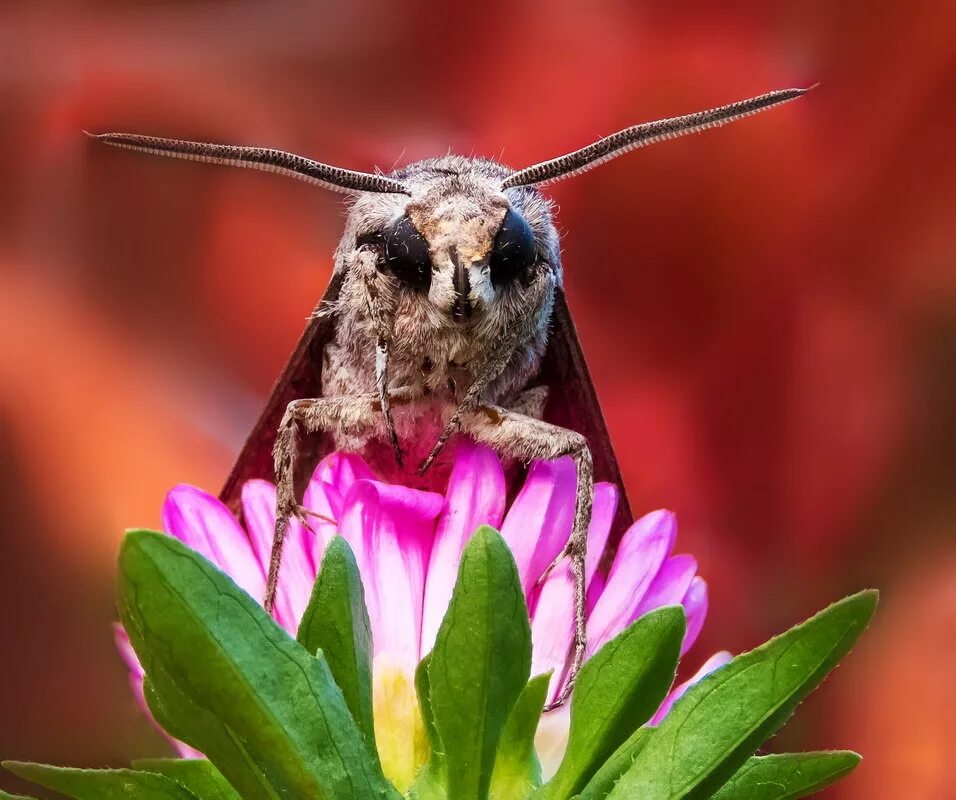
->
xmin=85 ymin=132 xmax=410 ymax=195
xmin=502 ymin=86 xmax=812 ymax=189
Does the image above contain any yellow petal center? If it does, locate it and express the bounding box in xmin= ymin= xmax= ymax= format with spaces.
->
xmin=372 ymin=655 xmax=429 ymax=792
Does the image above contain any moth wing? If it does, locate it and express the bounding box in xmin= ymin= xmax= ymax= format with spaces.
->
xmin=219 ymin=277 xmax=634 ymax=554
xmin=219 ymin=270 xmax=345 ymax=511
xmin=541 ymin=287 xmax=634 ymax=547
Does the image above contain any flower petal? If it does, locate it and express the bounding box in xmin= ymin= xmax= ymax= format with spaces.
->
xmin=161 ymin=484 xmax=265 ymax=601
xmin=500 ymin=457 xmax=576 ymax=599
xmin=633 ymin=554 xmax=698 ymax=621
xmin=535 ymin=703 xmax=572 ymax=782
xmin=420 ymin=441 xmax=506 ymax=656
xmin=585 ymin=510 xmax=676 ymax=657
xmin=529 ymin=482 xmax=622 ymax=702
xmin=586 ymin=572 xmax=606 ymax=615
xmin=241 ymin=479 xmax=317 ymax=633
xmin=304 ymin=453 xmax=376 ymax=568
xmin=112 ymin=623 xmax=143 ymax=681
xmin=680 ymin=576 xmax=709 ymax=655
xmin=372 ymin=653 xmax=429 ymax=793
xmin=649 ymin=650 xmax=733 ymax=725
xmin=585 ymin=483 xmax=619 ymax=589
xmin=308 ymin=452 xmax=378 ymax=520
xmin=529 ymin=565 xmax=573 ymax=702
xmin=338 ymin=480 xmax=443 ymax=672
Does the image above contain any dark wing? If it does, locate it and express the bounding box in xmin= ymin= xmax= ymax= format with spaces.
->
xmin=219 ymin=276 xmax=633 ymax=559
xmin=539 ymin=287 xmax=633 ymax=555
xmin=219 ymin=269 xmax=345 ymax=512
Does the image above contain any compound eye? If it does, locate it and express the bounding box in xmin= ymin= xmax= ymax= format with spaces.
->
xmin=489 ymin=207 xmax=536 ymax=287
xmin=387 ymin=217 xmax=436 ymax=293
xmin=357 ymin=216 xmax=432 ymax=291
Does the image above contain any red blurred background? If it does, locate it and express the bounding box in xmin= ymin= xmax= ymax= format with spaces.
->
xmin=2 ymin=2 xmax=954 ymax=797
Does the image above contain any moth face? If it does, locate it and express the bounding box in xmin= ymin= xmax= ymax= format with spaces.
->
xmin=355 ymin=165 xmax=545 ymax=323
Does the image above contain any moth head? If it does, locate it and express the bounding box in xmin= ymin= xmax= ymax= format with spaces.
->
xmin=86 ymin=85 xmax=810 ymax=325
xmin=350 ymin=158 xmax=554 ymax=323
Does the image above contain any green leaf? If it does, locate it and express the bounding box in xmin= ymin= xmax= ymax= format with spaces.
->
xmin=607 ymin=590 xmax=878 ymax=800
xmin=117 ymin=529 xmax=400 ymax=800
xmin=2 ymin=763 xmax=197 ymax=800
xmin=408 ymin=655 xmax=446 ymax=800
xmin=416 ymin=654 xmax=440 ymax=754
xmin=133 ymin=759 xmax=240 ymax=800
xmin=137 ymin=599 xmax=292 ymax=799
xmin=709 ymin=752 xmax=861 ymax=799
xmin=427 ymin=526 xmax=532 ymax=800
xmin=576 ymin=728 xmax=651 ymax=799
xmin=0 ymin=790 xmax=40 ymax=799
xmin=142 ymin=666 xmax=269 ymax=797
xmin=490 ymin=673 xmax=550 ymax=800
xmin=297 ymin=536 xmax=376 ymax=745
xmin=536 ymin=606 xmax=685 ymax=800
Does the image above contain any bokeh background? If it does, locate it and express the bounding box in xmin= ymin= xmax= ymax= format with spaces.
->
xmin=2 ymin=1 xmax=954 ymax=797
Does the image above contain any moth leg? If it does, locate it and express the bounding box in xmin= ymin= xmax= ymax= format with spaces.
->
xmin=267 ymin=388 xmax=412 ymax=613
xmin=460 ymin=403 xmax=593 ymax=710
xmin=375 ymin=340 xmax=402 ymax=467
xmin=508 ymin=385 xmax=549 ymax=419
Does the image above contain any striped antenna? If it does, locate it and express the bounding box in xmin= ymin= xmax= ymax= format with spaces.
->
xmin=86 ymin=132 xmax=410 ymax=195
xmin=502 ymin=86 xmax=812 ymax=189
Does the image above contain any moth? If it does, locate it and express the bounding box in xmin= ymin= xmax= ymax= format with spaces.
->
xmin=90 ymin=86 xmax=807 ymax=706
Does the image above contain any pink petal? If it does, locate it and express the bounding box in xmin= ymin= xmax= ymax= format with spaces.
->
xmin=338 ymin=480 xmax=443 ymax=672
xmin=585 ymin=483 xmax=619 ymax=589
xmin=530 ymin=564 xmax=573 ymax=702
xmin=586 ymin=572 xmax=606 ymax=615
xmin=308 ymin=452 xmax=378 ymax=519
xmin=420 ymin=441 xmax=506 ymax=655
xmin=113 ymin=623 xmax=143 ymax=681
xmin=301 ymin=490 xmax=339 ymax=570
xmin=500 ymin=458 xmax=576 ymax=599
xmin=162 ymin=485 xmax=265 ymax=601
xmin=650 ymin=650 xmax=733 ymax=725
xmin=113 ymin=624 xmax=203 ymax=759
xmin=529 ymin=482 xmax=621 ymax=701
xmin=585 ymin=510 xmax=676 ymax=657
xmin=241 ymin=480 xmax=318 ymax=633
xmin=304 ymin=453 xmax=376 ymax=568
xmin=680 ymin=576 xmax=709 ymax=656
xmin=632 ymin=554 xmax=698 ymax=621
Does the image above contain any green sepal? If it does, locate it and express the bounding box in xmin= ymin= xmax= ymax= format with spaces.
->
xmin=606 ymin=590 xmax=878 ymax=800
xmin=709 ymin=751 xmax=862 ymax=799
xmin=427 ymin=526 xmax=532 ymax=800
xmin=490 ymin=672 xmax=551 ymax=800
xmin=416 ymin=653 xmax=440 ymax=753
xmin=297 ymin=535 xmax=376 ymax=746
xmin=2 ymin=763 xmax=197 ymax=800
xmin=576 ymin=728 xmax=651 ymax=799
xmin=536 ymin=606 xmax=685 ymax=800
xmin=408 ymin=654 xmax=446 ymax=800
xmin=133 ymin=759 xmax=240 ymax=800
xmin=117 ymin=529 xmax=400 ymax=800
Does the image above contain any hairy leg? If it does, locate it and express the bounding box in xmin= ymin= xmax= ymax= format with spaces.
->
xmin=461 ymin=402 xmax=593 ymax=709
xmin=268 ymin=388 xmax=412 ymax=612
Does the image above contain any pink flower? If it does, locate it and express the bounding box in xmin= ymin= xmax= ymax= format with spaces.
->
xmin=116 ymin=441 xmax=725 ymax=787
